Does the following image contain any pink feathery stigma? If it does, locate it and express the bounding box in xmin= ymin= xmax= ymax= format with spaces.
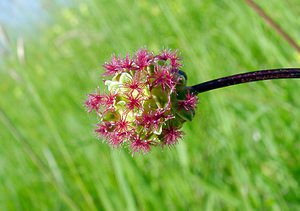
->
xmin=150 ymin=66 xmax=177 ymax=91
xmin=121 ymin=54 xmax=136 ymax=70
xmin=134 ymin=49 xmax=152 ymax=70
xmin=85 ymin=94 xmax=104 ymax=112
xmin=162 ymin=127 xmax=183 ymax=146
xmin=125 ymin=93 xmax=144 ymax=111
xmin=85 ymin=48 xmax=198 ymax=154
xmin=103 ymin=55 xmax=122 ymax=76
xmin=123 ymin=73 xmax=145 ymax=94
xmin=136 ymin=109 xmax=174 ymax=133
xmin=178 ymin=91 xmax=198 ymax=111
xmin=131 ymin=135 xmax=151 ymax=154
xmin=95 ymin=122 xmax=113 ymax=138
xmin=109 ymin=132 xmax=127 ymax=147
xmin=156 ymin=49 xmax=182 ymax=69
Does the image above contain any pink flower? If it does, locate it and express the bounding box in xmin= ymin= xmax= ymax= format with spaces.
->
xmin=109 ymin=132 xmax=127 ymax=147
xmin=125 ymin=92 xmax=144 ymax=112
xmin=162 ymin=127 xmax=183 ymax=146
xmin=86 ymin=48 xmax=198 ymax=154
xmin=102 ymin=93 xmax=117 ymax=113
xmin=131 ymin=136 xmax=151 ymax=154
xmin=134 ymin=49 xmax=152 ymax=70
xmin=136 ymin=109 xmax=174 ymax=133
xmin=103 ymin=55 xmax=122 ymax=76
xmin=150 ymin=66 xmax=177 ymax=91
xmin=115 ymin=116 xmax=130 ymax=133
xmin=123 ymin=73 xmax=145 ymax=94
xmin=178 ymin=91 xmax=198 ymax=111
xmin=156 ymin=49 xmax=181 ymax=69
xmin=120 ymin=54 xmax=136 ymax=70
xmin=85 ymin=93 xmax=104 ymax=112
xmin=95 ymin=122 xmax=113 ymax=138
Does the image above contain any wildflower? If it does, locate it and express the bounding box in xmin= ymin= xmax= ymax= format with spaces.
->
xmin=178 ymin=91 xmax=198 ymax=111
xmin=95 ymin=122 xmax=113 ymax=138
xmin=85 ymin=93 xmax=104 ymax=112
xmin=120 ymin=54 xmax=136 ymax=70
xmin=131 ymin=135 xmax=151 ymax=154
xmin=150 ymin=66 xmax=177 ymax=91
xmin=161 ymin=127 xmax=183 ymax=146
xmin=156 ymin=49 xmax=181 ymax=69
xmin=134 ymin=48 xmax=152 ymax=70
xmin=103 ymin=55 xmax=122 ymax=76
xmin=109 ymin=132 xmax=127 ymax=147
xmin=123 ymin=73 xmax=145 ymax=94
xmin=125 ymin=92 xmax=144 ymax=112
xmin=135 ymin=109 xmax=174 ymax=134
xmin=85 ymin=48 xmax=198 ymax=154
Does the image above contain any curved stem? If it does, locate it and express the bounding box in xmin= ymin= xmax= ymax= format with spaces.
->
xmin=245 ymin=0 xmax=300 ymax=53
xmin=190 ymin=68 xmax=300 ymax=94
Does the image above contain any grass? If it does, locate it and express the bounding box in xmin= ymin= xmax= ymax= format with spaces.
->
xmin=1 ymin=0 xmax=300 ymax=210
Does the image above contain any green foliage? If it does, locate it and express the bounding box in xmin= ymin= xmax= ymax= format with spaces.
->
xmin=1 ymin=0 xmax=300 ymax=210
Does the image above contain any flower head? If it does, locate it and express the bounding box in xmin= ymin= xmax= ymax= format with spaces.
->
xmin=85 ymin=48 xmax=198 ymax=154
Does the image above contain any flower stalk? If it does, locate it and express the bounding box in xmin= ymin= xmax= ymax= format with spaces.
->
xmin=245 ymin=0 xmax=300 ymax=53
xmin=190 ymin=68 xmax=300 ymax=94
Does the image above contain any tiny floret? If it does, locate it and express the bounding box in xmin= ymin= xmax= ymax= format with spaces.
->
xmin=85 ymin=48 xmax=198 ymax=154
xmin=178 ymin=91 xmax=198 ymax=111
xmin=85 ymin=93 xmax=104 ymax=112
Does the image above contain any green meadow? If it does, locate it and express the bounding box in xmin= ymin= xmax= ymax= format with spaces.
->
xmin=1 ymin=0 xmax=300 ymax=210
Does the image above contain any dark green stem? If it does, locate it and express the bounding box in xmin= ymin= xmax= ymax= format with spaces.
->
xmin=190 ymin=68 xmax=300 ymax=94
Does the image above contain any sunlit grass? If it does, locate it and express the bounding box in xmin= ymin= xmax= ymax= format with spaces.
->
xmin=1 ymin=0 xmax=300 ymax=210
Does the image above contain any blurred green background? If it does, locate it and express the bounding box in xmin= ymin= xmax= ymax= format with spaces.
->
xmin=1 ymin=0 xmax=300 ymax=210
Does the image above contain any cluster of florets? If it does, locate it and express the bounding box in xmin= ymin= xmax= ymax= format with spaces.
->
xmin=85 ymin=49 xmax=198 ymax=154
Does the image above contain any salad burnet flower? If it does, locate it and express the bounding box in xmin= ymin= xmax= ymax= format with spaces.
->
xmin=85 ymin=49 xmax=198 ymax=154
